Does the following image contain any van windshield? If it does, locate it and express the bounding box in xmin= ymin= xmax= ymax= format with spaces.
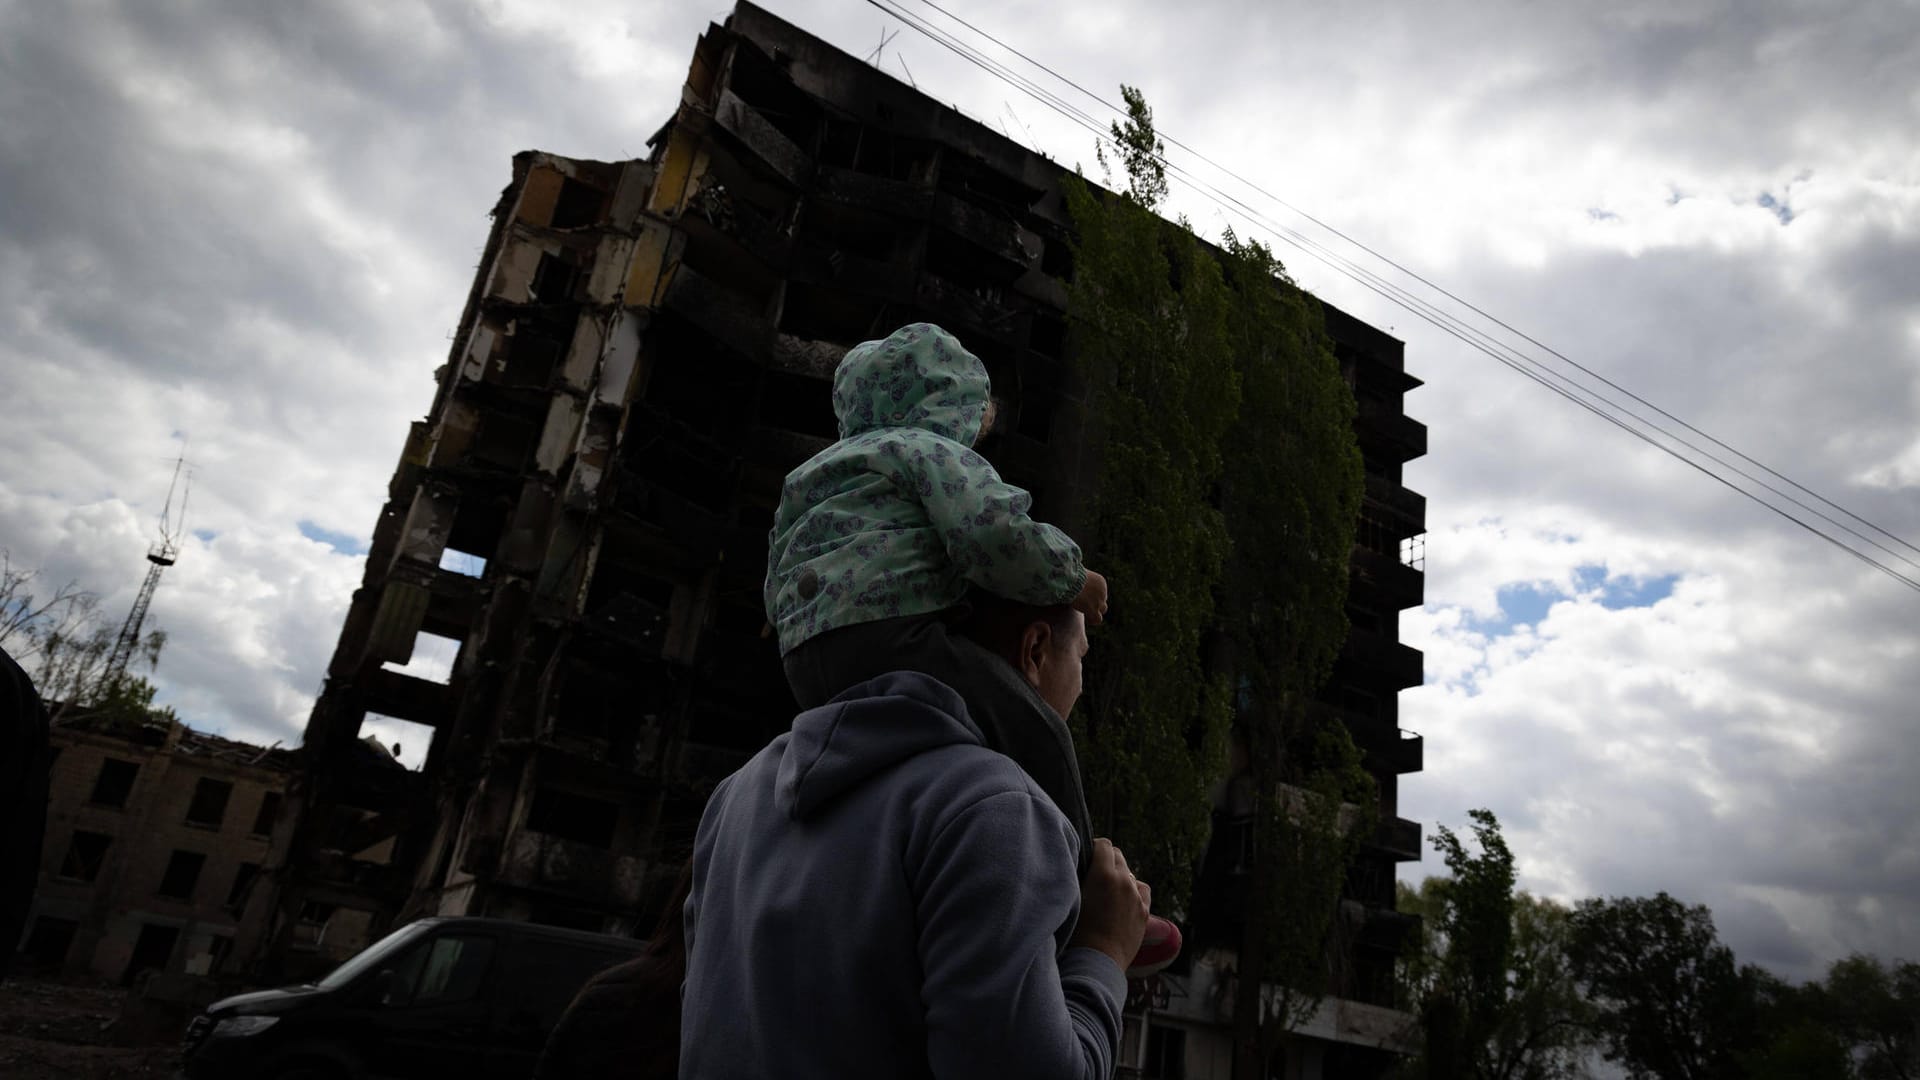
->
xmin=314 ymin=922 xmax=431 ymax=991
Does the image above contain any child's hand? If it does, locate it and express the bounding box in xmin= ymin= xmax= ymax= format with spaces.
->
xmin=1074 ymin=569 xmax=1109 ymax=627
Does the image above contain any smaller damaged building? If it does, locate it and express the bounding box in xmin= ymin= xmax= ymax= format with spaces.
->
xmin=18 ymin=709 xmax=295 ymax=985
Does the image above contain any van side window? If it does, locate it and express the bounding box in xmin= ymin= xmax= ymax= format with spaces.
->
xmin=386 ymin=934 xmax=496 ymax=1007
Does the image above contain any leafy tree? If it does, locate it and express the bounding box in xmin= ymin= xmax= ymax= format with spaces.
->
xmin=1064 ymin=86 xmax=1367 ymax=1077
xmin=1064 ymin=86 xmax=1240 ymax=915
xmin=1565 ymin=892 xmax=1749 ymax=1080
xmin=1394 ymin=812 xmax=1594 ymax=1080
xmin=0 ymin=549 xmax=168 ymax=717
xmin=1094 ymin=85 xmax=1168 ymax=211
xmin=1213 ymin=225 xmax=1368 ymax=1075
xmin=1819 ymin=953 xmax=1920 ymax=1080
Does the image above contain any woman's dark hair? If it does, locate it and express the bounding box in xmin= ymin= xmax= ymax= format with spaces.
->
xmin=644 ymin=857 xmax=693 ymax=961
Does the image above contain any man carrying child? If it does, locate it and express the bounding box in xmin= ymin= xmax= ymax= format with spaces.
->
xmin=679 ymin=324 xmax=1172 ymax=1077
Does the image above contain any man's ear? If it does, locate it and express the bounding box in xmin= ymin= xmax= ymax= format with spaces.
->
xmin=1018 ymin=619 xmax=1054 ymax=688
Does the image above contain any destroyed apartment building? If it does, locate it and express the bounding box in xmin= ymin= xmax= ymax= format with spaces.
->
xmin=245 ymin=3 xmax=1428 ymax=1073
xmin=21 ymin=708 xmax=296 ymax=985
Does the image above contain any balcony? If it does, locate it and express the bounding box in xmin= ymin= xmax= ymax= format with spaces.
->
xmin=1344 ymin=900 xmax=1421 ymax=953
xmin=813 ymin=165 xmax=933 ymax=219
xmin=1340 ymin=626 xmax=1424 ymax=691
xmin=1356 ymin=397 xmax=1427 ymax=461
xmin=1349 ymin=545 xmax=1424 ymax=609
xmin=496 ymin=829 xmax=645 ymax=908
xmin=1371 ymin=817 xmax=1423 ymax=862
xmin=1362 ymin=474 xmax=1426 ymax=532
xmin=1343 ymin=710 xmax=1424 ymax=775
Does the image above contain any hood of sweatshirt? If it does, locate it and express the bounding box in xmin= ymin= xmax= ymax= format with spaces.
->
xmin=775 ymin=670 xmax=985 ymax=821
xmin=831 ymin=323 xmax=989 ymax=444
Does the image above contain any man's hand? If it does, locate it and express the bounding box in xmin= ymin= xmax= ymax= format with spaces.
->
xmin=1068 ymin=838 xmax=1149 ymax=974
xmin=1073 ymin=570 xmax=1109 ymax=627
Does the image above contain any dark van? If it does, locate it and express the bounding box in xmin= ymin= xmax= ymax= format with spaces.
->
xmin=181 ymin=916 xmax=643 ymax=1080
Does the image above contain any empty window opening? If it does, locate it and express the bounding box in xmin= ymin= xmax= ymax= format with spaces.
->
xmin=20 ymin=917 xmax=78 ymax=973
xmin=471 ymin=413 xmax=537 ymax=471
xmin=815 ymin=116 xmax=862 ymax=171
xmin=358 ymin=713 xmax=435 ymax=772
xmin=1144 ymin=1024 xmax=1188 ymax=1080
xmin=251 ymin=791 xmax=283 ymax=836
xmin=689 ymin=696 xmax=780 ymax=754
xmin=712 ymin=594 xmax=774 ymax=639
xmin=552 ymin=664 xmax=622 ymax=743
xmin=60 ymin=831 xmax=112 ymax=882
xmin=774 ymin=282 xmax=890 ymax=348
xmin=757 ymin=371 xmax=838 ymax=440
xmin=500 ymin=319 xmax=572 ymax=388
xmin=549 ymin=177 xmax=607 ymax=229
xmin=937 ymin=155 xmax=1041 ymax=217
xmin=581 ymin=562 xmax=676 ymax=655
xmin=1030 ymin=312 xmax=1067 ymax=359
xmin=926 ymin=228 xmax=1024 ymax=288
xmin=157 ymin=850 xmax=207 ymax=900
xmin=801 ymin=204 xmax=897 ymax=262
xmin=122 ymin=923 xmax=179 ymax=987
xmin=529 ymin=251 xmax=580 ymax=303
xmin=1039 ymin=233 xmax=1073 ymax=279
xmin=184 ymin=777 xmax=233 ymax=828
xmin=442 ymin=501 xmax=505 ymax=579
xmin=204 ymin=934 xmax=234 ymax=974
xmin=438 ymin=547 xmax=489 ymax=578
xmin=525 ymin=788 xmax=619 ymax=849
xmin=90 ymin=758 xmax=139 ymax=808
xmin=381 ymin=631 xmax=462 ymax=686
xmin=1016 ymin=397 xmax=1054 ymax=443
xmin=637 ymin=318 xmax=760 ymax=442
xmin=226 ymin=861 xmax=261 ymax=912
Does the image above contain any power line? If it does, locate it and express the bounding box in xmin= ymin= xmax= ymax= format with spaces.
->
xmin=900 ymin=0 xmax=1920 ymax=564
xmin=856 ymin=0 xmax=1920 ymax=593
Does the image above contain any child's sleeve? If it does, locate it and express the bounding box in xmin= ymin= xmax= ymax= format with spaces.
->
xmin=902 ymin=436 xmax=1087 ymax=606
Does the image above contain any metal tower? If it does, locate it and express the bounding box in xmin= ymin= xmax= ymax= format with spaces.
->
xmin=103 ymin=455 xmax=192 ymax=694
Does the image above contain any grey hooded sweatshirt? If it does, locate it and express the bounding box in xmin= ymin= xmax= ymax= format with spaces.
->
xmin=679 ymin=670 xmax=1126 ymax=1080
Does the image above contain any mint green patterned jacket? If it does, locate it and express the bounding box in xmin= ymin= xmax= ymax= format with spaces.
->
xmin=765 ymin=323 xmax=1086 ymax=656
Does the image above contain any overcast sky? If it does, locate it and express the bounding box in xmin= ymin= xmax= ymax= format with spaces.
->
xmin=2 ymin=0 xmax=1915 ymax=982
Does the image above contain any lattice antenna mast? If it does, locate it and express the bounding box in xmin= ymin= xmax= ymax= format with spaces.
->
xmin=102 ymin=454 xmax=193 ymax=695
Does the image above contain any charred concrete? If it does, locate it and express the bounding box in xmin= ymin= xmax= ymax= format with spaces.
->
xmin=253 ymin=4 xmax=1428 ymax=1071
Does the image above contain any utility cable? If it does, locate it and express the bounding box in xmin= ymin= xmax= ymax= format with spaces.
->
xmin=900 ymin=0 xmax=1920 ymax=563
xmin=854 ymin=0 xmax=1920 ymax=591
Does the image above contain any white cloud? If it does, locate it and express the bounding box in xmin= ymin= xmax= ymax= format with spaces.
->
xmin=1 ymin=0 xmax=1915 ymax=984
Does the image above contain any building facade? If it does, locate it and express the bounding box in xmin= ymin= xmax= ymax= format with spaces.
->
xmin=253 ymin=4 xmax=1428 ymax=1074
xmin=19 ymin=710 xmax=293 ymax=985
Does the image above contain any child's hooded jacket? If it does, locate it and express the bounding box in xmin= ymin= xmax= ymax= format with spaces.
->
xmin=765 ymin=323 xmax=1086 ymax=655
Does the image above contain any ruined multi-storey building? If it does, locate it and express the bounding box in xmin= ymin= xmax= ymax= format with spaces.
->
xmin=21 ymin=710 xmax=294 ymax=985
xmin=250 ymin=3 xmax=1427 ymax=1073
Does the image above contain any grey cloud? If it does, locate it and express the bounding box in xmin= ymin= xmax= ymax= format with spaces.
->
xmin=2 ymin=0 xmax=1915 ymax=985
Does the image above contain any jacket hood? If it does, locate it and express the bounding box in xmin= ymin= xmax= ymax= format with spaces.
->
xmin=776 ymin=671 xmax=984 ymax=820
xmin=832 ymin=323 xmax=990 ymax=443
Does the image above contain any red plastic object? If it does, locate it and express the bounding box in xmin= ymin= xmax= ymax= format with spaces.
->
xmin=1126 ymin=916 xmax=1182 ymax=979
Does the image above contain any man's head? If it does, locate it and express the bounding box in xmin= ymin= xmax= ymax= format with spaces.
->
xmin=953 ymin=596 xmax=1089 ymax=720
